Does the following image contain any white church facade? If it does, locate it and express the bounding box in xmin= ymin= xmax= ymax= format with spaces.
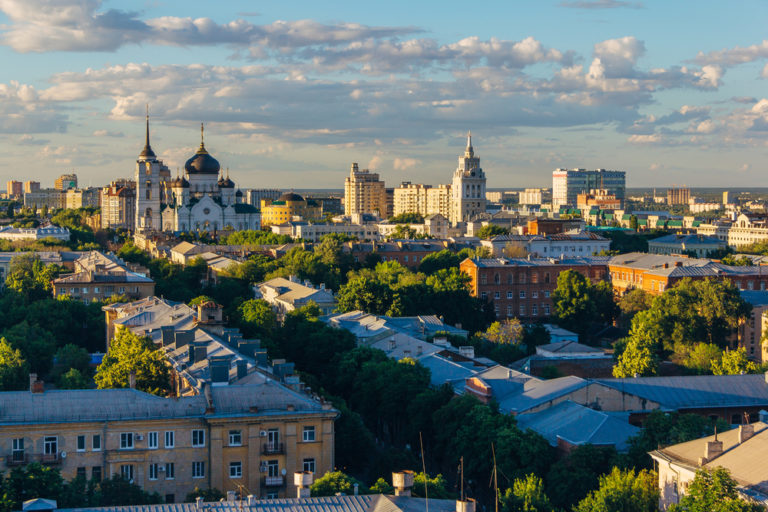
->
xmin=134 ymin=119 xmax=260 ymax=234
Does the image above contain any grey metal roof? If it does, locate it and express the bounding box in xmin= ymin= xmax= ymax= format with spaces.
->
xmin=596 ymin=374 xmax=768 ymax=410
xmin=498 ymin=376 xmax=589 ymax=414
xmin=57 ymin=494 xmax=456 ymax=512
xmin=740 ymin=290 xmax=768 ymax=306
xmin=516 ymin=400 xmax=640 ymax=451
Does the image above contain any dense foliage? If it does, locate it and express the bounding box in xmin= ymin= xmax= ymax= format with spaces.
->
xmin=94 ymin=328 xmax=171 ymax=396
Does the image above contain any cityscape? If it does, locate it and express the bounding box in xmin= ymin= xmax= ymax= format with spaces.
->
xmin=2 ymin=2 xmax=768 ymax=512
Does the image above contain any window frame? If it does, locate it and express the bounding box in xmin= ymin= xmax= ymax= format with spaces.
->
xmin=229 ymin=461 xmax=243 ymax=479
xmin=148 ymin=431 xmax=158 ymax=450
xmin=92 ymin=435 xmax=101 ymax=451
xmin=192 ymin=429 xmax=205 ymax=447
xmin=228 ymin=430 xmax=242 ymax=447
xmin=120 ymin=432 xmax=134 ymax=450
xmin=302 ymin=426 xmax=316 ymax=442
xmin=164 ymin=431 xmax=175 ymax=449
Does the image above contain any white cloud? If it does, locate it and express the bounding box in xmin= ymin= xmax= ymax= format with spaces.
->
xmin=393 ymin=158 xmax=420 ymax=171
xmin=560 ymin=0 xmax=643 ymax=9
xmin=696 ymin=40 xmax=768 ymax=67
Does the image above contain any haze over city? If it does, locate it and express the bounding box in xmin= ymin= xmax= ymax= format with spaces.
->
xmin=0 ymin=0 xmax=767 ymax=188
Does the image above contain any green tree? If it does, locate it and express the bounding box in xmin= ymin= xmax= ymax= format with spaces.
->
xmin=500 ymin=474 xmax=553 ymax=512
xmin=617 ymin=288 xmax=654 ymax=332
xmin=184 ymin=487 xmax=225 ymax=502
xmin=574 ymin=467 xmax=659 ymax=512
xmin=669 ymin=467 xmax=764 ymax=512
xmin=412 ymin=472 xmax=452 ymax=499
xmin=1 ymin=321 xmax=56 ymax=376
xmin=236 ymin=299 xmax=277 ymax=338
xmin=369 ymin=478 xmax=394 ymax=495
xmin=94 ymin=328 xmax=171 ymax=396
xmin=545 ymin=445 xmax=620 ymax=511
xmin=418 ymin=250 xmax=461 ymax=275
xmin=712 ymin=347 xmax=759 ymax=375
xmin=389 ymin=213 xmax=424 ymax=224
xmin=188 ymin=295 xmax=215 ymax=307
xmin=116 ymin=242 xmax=151 ymax=267
xmin=477 ymin=224 xmax=510 ymax=239
xmin=553 ymin=270 xmax=616 ymax=341
xmin=3 ymin=463 xmax=66 ymax=509
xmin=310 ymin=471 xmax=365 ymax=497
xmin=484 ymin=318 xmax=524 ymax=345
xmin=0 ymin=337 xmax=29 ymax=391
xmin=4 ymin=254 xmax=63 ymax=301
xmin=57 ymin=368 xmax=91 ymax=389
xmin=94 ymin=475 xmax=163 ymax=506
xmin=674 ymin=342 xmax=723 ymax=374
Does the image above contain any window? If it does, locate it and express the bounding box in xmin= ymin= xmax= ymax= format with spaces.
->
xmin=480 ymin=274 xmax=487 ymax=285
xmin=303 ymin=458 xmax=316 ymax=473
xmin=267 ymin=460 xmax=279 ymax=477
xmin=148 ymin=432 xmax=158 ymax=449
xmin=81 ymin=287 xmax=88 ymax=294
xmin=480 ymin=291 xmax=487 ymax=299
xmin=77 ymin=435 xmax=85 ymax=452
xmin=11 ymin=438 xmax=24 ymax=462
xmin=77 ymin=467 xmax=86 ymax=479
xmin=120 ymin=433 xmax=134 ymax=450
xmin=92 ymin=466 xmax=102 ymax=482
xmin=532 ymin=304 xmax=538 ymax=316
xmin=192 ymin=430 xmax=205 ymax=447
xmin=506 ymin=305 xmax=513 ymax=317
xmin=165 ymin=462 xmax=175 ymax=479
xmin=494 ymin=273 xmax=500 ymax=285
xmin=229 ymin=430 xmax=242 ymax=446
xmin=544 ymin=304 xmax=551 ymax=315
xmin=532 ymin=291 xmax=538 ymax=299
xmin=120 ymin=464 xmax=134 ymax=481
xmin=192 ymin=461 xmax=205 ymax=479
xmin=92 ymin=435 xmax=101 ymax=451
xmin=519 ymin=290 xmax=526 ymax=299
xmin=303 ymin=426 xmax=316 ymax=442
xmin=544 ymin=291 xmax=550 ymax=298
xmin=164 ymin=431 xmax=174 ymax=448
xmin=148 ymin=463 xmax=158 ymax=481
xmin=520 ymin=305 xmax=526 ymax=316
xmin=494 ymin=291 xmax=500 ymax=299
xmin=44 ymin=436 xmax=57 ymax=455
xmin=507 ymin=291 xmax=513 ymax=299
xmin=229 ymin=461 xmax=242 ymax=478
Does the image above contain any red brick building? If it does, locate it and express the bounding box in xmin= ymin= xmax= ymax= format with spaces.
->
xmin=460 ymin=256 xmax=610 ymax=321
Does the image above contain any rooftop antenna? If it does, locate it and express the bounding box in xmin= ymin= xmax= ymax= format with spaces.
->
xmin=460 ymin=456 xmax=465 ymax=502
xmin=492 ymin=443 xmax=499 ymax=512
xmin=420 ymin=432 xmax=429 ymax=512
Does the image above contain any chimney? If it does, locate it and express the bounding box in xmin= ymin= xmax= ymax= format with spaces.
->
xmin=353 ymin=483 xmax=359 ymax=496
xmin=255 ymin=350 xmax=269 ymax=368
xmin=247 ymin=495 xmax=257 ymax=506
xmin=704 ymin=439 xmax=724 ymax=462
xmin=129 ymin=371 xmax=136 ymax=389
xmin=739 ymin=424 xmax=755 ymax=444
xmin=226 ymin=490 xmax=236 ymax=502
xmin=456 ymin=499 xmax=476 ymax=512
xmin=459 ymin=346 xmax=475 ymax=359
xmin=295 ymin=471 xmax=313 ymax=498
xmin=392 ymin=470 xmax=415 ymax=497
xmin=161 ymin=326 xmax=175 ymax=346
xmin=760 ymin=409 xmax=768 ymax=423
xmin=236 ymin=359 xmax=248 ymax=380
xmin=196 ymin=496 xmax=204 ymax=510
xmin=29 ymin=374 xmax=44 ymax=393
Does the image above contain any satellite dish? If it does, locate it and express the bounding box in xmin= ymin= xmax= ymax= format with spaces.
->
xmin=60 ymin=451 xmax=67 ymax=458
xmin=281 ymin=468 xmax=287 ymax=476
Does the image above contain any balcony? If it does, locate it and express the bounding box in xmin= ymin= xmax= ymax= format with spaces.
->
xmin=5 ymin=452 xmax=61 ymax=466
xmin=5 ymin=453 xmax=28 ymax=467
xmin=40 ymin=452 xmax=62 ymax=465
xmin=262 ymin=476 xmax=285 ymax=488
xmin=261 ymin=442 xmax=284 ymax=455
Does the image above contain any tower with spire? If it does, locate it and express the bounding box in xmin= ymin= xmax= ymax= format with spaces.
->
xmin=450 ymin=130 xmax=486 ymax=224
xmin=135 ymin=108 xmax=168 ymax=233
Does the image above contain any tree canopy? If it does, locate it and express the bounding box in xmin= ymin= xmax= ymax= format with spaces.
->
xmin=573 ymin=467 xmax=659 ymax=512
xmin=669 ymin=467 xmax=764 ymax=512
xmin=94 ymin=328 xmax=171 ymax=396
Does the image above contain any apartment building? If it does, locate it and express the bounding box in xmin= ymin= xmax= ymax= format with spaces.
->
xmin=24 ymin=181 xmax=40 ymax=194
xmin=552 ymin=169 xmax=625 ymax=209
xmin=23 ymin=189 xmax=67 ymax=210
xmin=0 ymin=378 xmax=336 ymax=502
xmin=607 ymin=252 xmax=768 ymax=295
xmin=344 ymin=163 xmax=387 ymax=217
xmin=51 ymin=251 xmax=154 ymax=303
xmin=101 ymin=182 xmax=136 ymax=230
xmin=697 ymin=213 xmax=768 ymax=247
xmin=480 ymin=231 xmax=610 ymax=258
xmin=460 ymin=256 xmax=609 ymax=321
xmin=55 ymin=173 xmax=78 ymax=190
xmin=254 ymin=276 xmax=337 ymax=319
xmin=392 ymin=182 xmax=452 ymax=219
xmin=6 ymin=180 xmax=22 ymax=199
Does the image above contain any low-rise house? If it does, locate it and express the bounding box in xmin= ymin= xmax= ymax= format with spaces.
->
xmin=325 ymin=310 xmax=468 ymax=342
xmin=650 ymin=420 xmax=768 ymax=509
xmin=543 ymin=325 xmax=578 ymax=344
xmin=480 ymin=231 xmax=610 ymax=258
xmin=647 ymin=234 xmax=726 ymax=257
xmin=255 ymin=276 xmax=336 ymax=319
xmin=0 ymin=378 xmax=336 ymax=502
xmin=516 ymin=400 xmax=640 ymax=453
xmin=52 ymin=251 xmax=154 ymax=303
xmin=0 ymin=224 xmax=70 ymax=242
xmin=517 ymin=339 xmax=615 ymax=378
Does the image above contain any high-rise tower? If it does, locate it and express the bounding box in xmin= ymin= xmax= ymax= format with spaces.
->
xmin=450 ymin=131 xmax=486 ymax=224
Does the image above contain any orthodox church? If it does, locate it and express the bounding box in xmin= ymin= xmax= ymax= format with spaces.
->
xmin=134 ymin=117 xmax=260 ymax=233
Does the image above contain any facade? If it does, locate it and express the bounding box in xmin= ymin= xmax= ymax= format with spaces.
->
xmin=23 ymin=189 xmax=66 ymax=210
xmin=552 ymin=169 xmax=626 ymax=209
xmin=527 ymin=218 xmax=585 ymax=235
xmin=260 ymin=193 xmax=321 ymax=227
xmin=392 ymin=182 xmax=452 ymax=219
xmin=450 ymin=133 xmax=486 ymax=224
xmin=344 ymin=163 xmax=387 ymax=217
xmin=480 ymin=231 xmax=610 ymax=258
xmin=0 ymin=224 xmax=70 ymax=242
xmin=66 ymin=188 xmax=101 ymax=209
xmin=667 ymin=187 xmax=690 ymax=205
xmin=460 ymin=256 xmax=609 ymax=321
xmin=55 ymin=173 xmax=78 ymax=190
xmin=519 ymin=188 xmax=544 ymax=205
xmin=576 ymin=189 xmax=622 ymax=210
xmin=254 ymin=276 xmax=337 ymax=319
xmin=160 ymin=127 xmax=259 ymax=233
xmin=697 ymin=213 xmax=768 ymax=247
xmin=101 ymin=182 xmax=136 ymax=230
xmin=275 ymin=222 xmax=380 ymax=242
xmin=647 ymin=234 xmax=726 ymax=257
xmin=51 ymin=251 xmax=154 ymax=303
xmin=245 ymin=189 xmax=281 ymax=208
xmin=737 ymin=291 xmax=768 ymax=363
xmin=650 ymin=422 xmax=768 ymax=509
xmin=607 ymin=252 xmax=768 ymax=296
xmin=0 ymin=380 xmax=336 ymax=502
xmin=6 ymin=180 xmax=22 ymax=199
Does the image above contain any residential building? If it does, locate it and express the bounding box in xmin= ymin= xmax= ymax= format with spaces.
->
xmin=450 ymin=132 xmax=486 ymax=224
xmin=667 ymin=187 xmax=690 ymax=205
xmin=0 ymin=251 xmax=83 ymax=285
xmin=23 ymin=189 xmax=67 ymax=210
xmin=0 ymin=224 xmax=70 ymax=242
xmin=647 ymin=234 xmax=726 ymax=257
xmin=344 ymin=163 xmax=387 ymax=217
xmin=0 ymin=377 xmax=336 ymax=502
xmin=24 ymin=181 xmax=40 ymax=194
xmin=650 ymin=421 xmax=768 ymax=509
xmin=519 ymin=188 xmax=544 ymax=205
xmin=6 ymin=180 xmax=22 ymax=199
xmin=278 ymin=222 xmax=380 ymax=242
xmin=55 ymin=173 xmax=78 ymax=191
xmin=245 ymin=189 xmax=281 ymax=208
xmin=101 ymin=182 xmax=136 ymax=230
xmin=392 ymin=182 xmax=452 ymax=219
xmin=308 ymin=196 xmax=343 ymax=216
xmin=51 ymin=251 xmax=155 ymax=303
xmin=697 ymin=212 xmax=768 ymax=247
xmin=325 ymin=310 xmax=468 ymax=342
xmin=738 ymin=291 xmax=768 ymax=362
xmin=66 ymin=187 xmax=101 ymax=209
xmin=261 ymin=193 xmax=321 ymax=227
xmin=607 ymin=252 xmax=768 ymax=295
xmin=527 ymin=217 xmax=586 ymax=235
xmin=576 ymin=189 xmax=622 ymax=210
xmin=344 ymin=240 xmax=454 ymax=269
xmin=255 ymin=276 xmax=336 ymax=319
xmin=520 ymin=339 xmax=615 ymax=378
xmin=552 ymin=169 xmax=625 ymax=209
xmin=479 ymin=231 xmax=610 ymax=258
xmin=459 ymin=256 xmax=609 ymax=321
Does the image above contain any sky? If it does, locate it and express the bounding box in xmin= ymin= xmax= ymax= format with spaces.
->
xmin=0 ymin=1 xmax=767 ymax=190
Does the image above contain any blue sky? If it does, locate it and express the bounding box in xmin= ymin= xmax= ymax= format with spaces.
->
xmin=0 ymin=0 xmax=767 ymax=190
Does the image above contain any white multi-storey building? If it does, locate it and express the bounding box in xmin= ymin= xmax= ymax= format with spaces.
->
xmin=552 ymin=168 xmax=625 ymax=209
xmin=450 ymin=132 xmax=486 ymax=224
xmin=344 ymin=163 xmax=387 ymax=217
